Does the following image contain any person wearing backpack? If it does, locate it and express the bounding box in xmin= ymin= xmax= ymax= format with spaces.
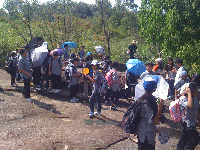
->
xmin=136 ymin=77 xmax=158 ymax=150
xmin=36 ymin=50 xmax=51 ymax=91
xmin=69 ymin=57 xmax=82 ymax=103
xmin=178 ymin=83 xmax=199 ymax=150
xmin=9 ymin=52 xmax=18 ymax=87
xmin=48 ymin=51 xmax=63 ymax=93
xmin=85 ymin=60 xmax=102 ymax=117
xmin=109 ymin=61 xmax=120 ymax=110
xmin=125 ymin=70 xmax=137 ymax=100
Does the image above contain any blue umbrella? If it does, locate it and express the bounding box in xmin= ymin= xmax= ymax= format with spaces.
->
xmin=61 ymin=42 xmax=78 ymax=49
xmin=126 ymin=59 xmax=146 ymax=75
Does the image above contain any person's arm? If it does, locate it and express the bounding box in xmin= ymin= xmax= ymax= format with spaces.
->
xmin=18 ymin=69 xmax=31 ymax=77
xmin=185 ymin=87 xmax=193 ymax=109
xmin=49 ymin=64 xmax=51 ymax=75
xmin=85 ymin=74 xmax=95 ymax=82
xmin=175 ymin=89 xmax=178 ymax=100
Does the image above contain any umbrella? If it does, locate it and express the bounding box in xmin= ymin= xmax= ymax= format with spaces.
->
xmin=95 ymin=45 xmax=104 ymax=55
xmin=135 ymin=75 xmax=169 ymax=101
xmin=31 ymin=42 xmax=48 ymax=67
xmin=61 ymin=42 xmax=78 ymax=49
xmin=126 ymin=59 xmax=146 ymax=75
xmin=50 ymin=49 xmax=64 ymax=56
xmin=29 ymin=37 xmax=44 ymax=50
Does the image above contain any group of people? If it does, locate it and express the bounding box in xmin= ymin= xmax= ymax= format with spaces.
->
xmin=4 ymin=39 xmax=200 ymax=150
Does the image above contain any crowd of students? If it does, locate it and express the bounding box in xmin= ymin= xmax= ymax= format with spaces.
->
xmin=4 ymin=40 xmax=200 ymax=150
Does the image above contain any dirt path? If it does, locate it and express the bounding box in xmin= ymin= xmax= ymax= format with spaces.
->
xmin=0 ymin=69 xmax=199 ymax=150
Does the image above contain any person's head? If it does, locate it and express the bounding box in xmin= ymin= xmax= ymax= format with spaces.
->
xmin=167 ymin=57 xmax=173 ymax=65
xmin=189 ymin=82 xmax=198 ymax=97
xmin=155 ymin=58 xmax=163 ymax=65
xmin=72 ymin=57 xmax=79 ymax=65
xmin=24 ymin=44 xmax=30 ymax=52
xmin=145 ymin=62 xmax=154 ymax=72
xmin=19 ymin=48 xmax=27 ymax=57
xmin=33 ymin=44 xmax=38 ymax=49
xmin=53 ymin=51 xmax=58 ymax=59
xmin=37 ymin=37 xmax=43 ymax=45
xmin=181 ymin=71 xmax=188 ymax=80
xmin=175 ymin=58 xmax=183 ymax=67
xmin=132 ymin=40 xmax=136 ymax=45
xmin=16 ymin=49 xmax=19 ymax=53
xmin=81 ymin=46 xmax=84 ymax=50
xmin=70 ymin=53 xmax=76 ymax=59
xmin=11 ymin=52 xmax=16 ymax=57
xmin=91 ymin=60 xmax=99 ymax=70
xmin=192 ymin=73 xmax=200 ymax=86
xmin=143 ymin=77 xmax=158 ymax=94
xmin=104 ymin=55 xmax=110 ymax=61
xmin=112 ymin=61 xmax=118 ymax=69
xmin=64 ymin=44 xmax=68 ymax=50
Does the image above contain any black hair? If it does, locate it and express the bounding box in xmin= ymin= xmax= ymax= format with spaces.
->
xmin=175 ymin=58 xmax=183 ymax=64
xmin=81 ymin=46 xmax=85 ymax=48
xmin=11 ymin=52 xmax=16 ymax=56
xmin=192 ymin=74 xmax=200 ymax=86
xmin=37 ymin=37 xmax=43 ymax=42
xmin=53 ymin=51 xmax=58 ymax=56
xmin=24 ymin=44 xmax=30 ymax=50
xmin=19 ymin=48 xmax=26 ymax=55
xmin=189 ymin=82 xmax=198 ymax=92
xmin=73 ymin=57 xmax=79 ymax=62
xmin=70 ymin=53 xmax=76 ymax=59
xmin=112 ymin=61 xmax=118 ymax=68
xmin=145 ymin=62 xmax=154 ymax=67
xmin=104 ymin=55 xmax=110 ymax=61
xmin=64 ymin=44 xmax=68 ymax=48
xmin=33 ymin=44 xmax=38 ymax=49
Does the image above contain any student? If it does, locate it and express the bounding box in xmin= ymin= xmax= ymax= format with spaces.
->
xmin=139 ymin=62 xmax=156 ymax=81
xmin=63 ymin=44 xmax=70 ymax=60
xmin=85 ymin=60 xmax=102 ymax=117
xmin=36 ymin=49 xmax=51 ymax=91
xmin=48 ymin=51 xmax=63 ymax=93
xmin=137 ymin=77 xmax=158 ymax=150
xmin=16 ymin=49 xmax=23 ymax=83
xmin=78 ymin=46 xmax=86 ymax=60
xmin=109 ymin=61 xmax=120 ymax=110
xmin=178 ymin=83 xmax=199 ymax=150
xmin=9 ymin=52 xmax=18 ymax=87
xmin=164 ymin=57 xmax=176 ymax=99
xmin=18 ymin=48 xmax=32 ymax=102
xmin=69 ymin=57 xmax=82 ymax=102
xmin=174 ymin=58 xmax=186 ymax=84
xmin=125 ymin=70 xmax=137 ymax=100
xmin=174 ymin=71 xmax=190 ymax=100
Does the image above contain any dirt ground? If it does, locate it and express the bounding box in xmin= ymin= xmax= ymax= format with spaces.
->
xmin=0 ymin=68 xmax=200 ymax=150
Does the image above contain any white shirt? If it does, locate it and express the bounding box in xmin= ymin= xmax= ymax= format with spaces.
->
xmin=175 ymin=66 xmax=186 ymax=84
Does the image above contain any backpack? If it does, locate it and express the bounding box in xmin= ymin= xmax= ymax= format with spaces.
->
xmin=65 ymin=65 xmax=75 ymax=81
xmin=99 ymin=72 xmax=108 ymax=94
xmin=42 ymin=55 xmax=50 ymax=73
xmin=105 ymin=69 xmax=116 ymax=85
xmin=169 ymin=99 xmax=184 ymax=123
xmin=127 ymin=71 xmax=136 ymax=84
xmin=122 ymin=101 xmax=145 ymax=134
xmin=5 ymin=57 xmax=14 ymax=74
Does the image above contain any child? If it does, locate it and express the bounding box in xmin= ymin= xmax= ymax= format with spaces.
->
xmin=69 ymin=57 xmax=82 ymax=102
xmin=178 ymin=83 xmax=199 ymax=150
xmin=109 ymin=61 xmax=120 ymax=110
xmin=63 ymin=44 xmax=70 ymax=60
xmin=85 ymin=60 xmax=102 ymax=117
xmin=36 ymin=49 xmax=51 ymax=91
xmin=139 ymin=62 xmax=156 ymax=81
xmin=164 ymin=57 xmax=176 ymax=99
xmin=174 ymin=58 xmax=186 ymax=84
xmin=125 ymin=70 xmax=137 ymax=100
xmin=137 ymin=77 xmax=158 ymax=150
xmin=48 ymin=51 xmax=63 ymax=93
xmin=78 ymin=46 xmax=86 ymax=60
xmin=9 ymin=52 xmax=18 ymax=87
xmin=174 ymin=71 xmax=190 ymax=100
xmin=18 ymin=48 xmax=32 ymax=102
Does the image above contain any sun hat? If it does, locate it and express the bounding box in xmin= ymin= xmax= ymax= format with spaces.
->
xmin=155 ymin=58 xmax=163 ymax=63
xmin=91 ymin=60 xmax=99 ymax=65
xmin=132 ymin=40 xmax=137 ymax=44
xmin=180 ymin=71 xmax=187 ymax=77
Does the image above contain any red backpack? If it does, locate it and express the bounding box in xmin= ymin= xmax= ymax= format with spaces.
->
xmin=105 ymin=70 xmax=116 ymax=86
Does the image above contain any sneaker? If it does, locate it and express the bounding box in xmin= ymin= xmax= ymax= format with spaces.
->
xmin=73 ymin=97 xmax=79 ymax=101
xmin=50 ymin=89 xmax=56 ymax=93
xmin=94 ymin=112 xmax=101 ymax=116
xmin=11 ymin=84 xmax=16 ymax=87
xmin=89 ymin=112 xmax=94 ymax=117
xmin=46 ymin=87 xmax=51 ymax=91
xmin=70 ymin=99 xmax=77 ymax=103
xmin=36 ymin=87 xmax=42 ymax=91
xmin=54 ymin=89 xmax=61 ymax=93
xmin=26 ymin=98 xmax=32 ymax=102
xmin=17 ymin=80 xmax=23 ymax=83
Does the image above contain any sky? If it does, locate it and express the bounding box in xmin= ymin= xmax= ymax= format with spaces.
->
xmin=0 ymin=0 xmax=141 ymax=8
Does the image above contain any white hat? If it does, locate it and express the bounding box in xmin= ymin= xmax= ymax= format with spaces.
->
xmin=91 ymin=60 xmax=99 ymax=65
xmin=155 ymin=58 xmax=163 ymax=63
xmin=181 ymin=71 xmax=187 ymax=77
xmin=132 ymin=40 xmax=137 ymax=44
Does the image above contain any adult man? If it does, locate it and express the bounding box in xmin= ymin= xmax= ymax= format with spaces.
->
xmin=63 ymin=44 xmax=70 ymax=60
xmin=128 ymin=40 xmax=137 ymax=59
xmin=78 ymin=46 xmax=86 ymax=60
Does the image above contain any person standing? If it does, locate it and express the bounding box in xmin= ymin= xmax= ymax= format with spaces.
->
xmin=63 ymin=44 xmax=70 ymax=60
xmin=78 ymin=46 xmax=86 ymax=61
xmin=18 ymin=48 xmax=32 ymax=102
xmin=128 ymin=40 xmax=137 ymax=59
xmin=9 ymin=52 xmax=18 ymax=87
